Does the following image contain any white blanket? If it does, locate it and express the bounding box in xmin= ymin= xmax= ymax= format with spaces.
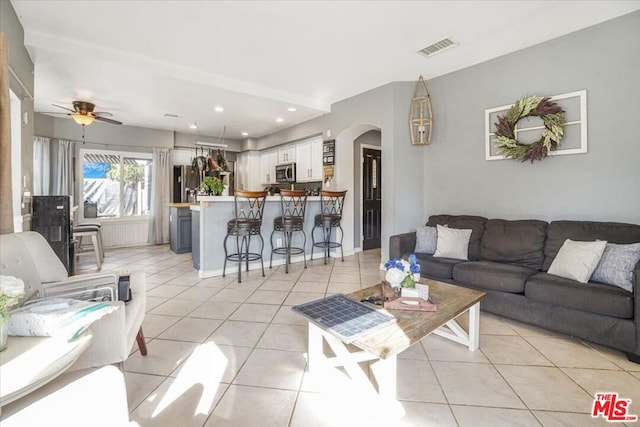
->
xmin=8 ymin=298 xmax=118 ymax=339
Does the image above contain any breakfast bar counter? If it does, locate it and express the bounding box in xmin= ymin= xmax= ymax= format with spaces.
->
xmin=191 ymin=195 xmax=323 ymax=277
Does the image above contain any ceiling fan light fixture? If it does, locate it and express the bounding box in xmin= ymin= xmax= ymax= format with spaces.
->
xmin=72 ymin=113 xmax=96 ymax=126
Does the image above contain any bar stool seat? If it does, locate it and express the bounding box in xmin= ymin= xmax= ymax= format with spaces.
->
xmin=270 ymin=190 xmax=308 ymax=273
xmin=311 ymin=190 xmax=347 ymax=265
xmin=223 ymin=190 xmax=268 ymax=283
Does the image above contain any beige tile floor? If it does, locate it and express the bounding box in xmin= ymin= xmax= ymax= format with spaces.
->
xmin=76 ymin=245 xmax=640 ymax=427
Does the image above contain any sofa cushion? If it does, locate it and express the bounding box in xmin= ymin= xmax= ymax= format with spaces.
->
xmin=426 ymin=215 xmax=487 ymax=261
xmin=453 ymin=261 xmax=536 ymax=293
xmin=591 ymin=242 xmax=640 ymax=292
xmin=415 ymin=253 xmax=463 ymax=280
xmin=525 ymin=273 xmax=633 ymax=319
xmin=542 ymin=221 xmax=640 ymax=271
xmin=434 ymin=225 xmax=472 ymax=260
xmin=480 ymin=219 xmax=548 ymax=270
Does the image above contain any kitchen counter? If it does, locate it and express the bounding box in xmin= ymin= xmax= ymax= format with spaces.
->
xmin=191 ymin=195 xmax=325 ymax=278
xmin=197 ymin=195 xmax=322 ymax=202
xmin=169 ymin=205 xmax=195 ymax=254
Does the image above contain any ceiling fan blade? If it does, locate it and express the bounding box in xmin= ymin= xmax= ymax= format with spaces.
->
xmin=40 ymin=111 xmax=72 ymax=115
xmin=52 ymin=103 xmax=76 ymax=113
xmin=95 ymin=116 xmax=122 ymax=125
xmin=93 ymin=111 xmax=114 ymax=117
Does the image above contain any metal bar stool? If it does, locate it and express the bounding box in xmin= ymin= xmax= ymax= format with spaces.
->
xmin=270 ymin=189 xmax=308 ymax=273
xmin=311 ymin=190 xmax=347 ymax=265
xmin=223 ymin=190 xmax=268 ymax=283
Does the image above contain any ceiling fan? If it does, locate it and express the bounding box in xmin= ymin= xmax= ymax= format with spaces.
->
xmin=48 ymin=101 xmax=122 ymax=126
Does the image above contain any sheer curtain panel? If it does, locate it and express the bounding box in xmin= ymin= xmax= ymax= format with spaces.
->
xmin=52 ymin=139 xmax=73 ymax=196
xmin=148 ymin=148 xmax=172 ymax=244
xmin=33 ymin=136 xmax=51 ymax=195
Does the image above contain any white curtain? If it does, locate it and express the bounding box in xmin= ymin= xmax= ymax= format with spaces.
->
xmin=52 ymin=139 xmax=73 ymax=196
xmin=33 ymin=136 xmax=51 ymax=195
xmin=148 ymin=147 xmax=172 ymax=244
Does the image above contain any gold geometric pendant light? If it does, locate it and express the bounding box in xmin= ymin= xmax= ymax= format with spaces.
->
xmin=409 ymin=75 xmax=433 ymax=145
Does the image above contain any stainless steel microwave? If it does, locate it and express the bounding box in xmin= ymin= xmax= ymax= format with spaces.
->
xmin=275 ymin=162 xmax=296 ymax=183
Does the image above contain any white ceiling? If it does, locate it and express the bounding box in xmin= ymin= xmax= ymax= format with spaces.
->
xmin=12 ymin=0 xmax=640 ymax=140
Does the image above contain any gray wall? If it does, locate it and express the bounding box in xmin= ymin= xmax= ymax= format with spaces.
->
xmin=35 ymin=113 xmax=244 ymax=155
xmin=256 ymin=11 xmax=640 ymax=263
xmin=174 ymin=131 xmax=242 ymax=153
xmin=422 ymin=10 xmax=640 ymax=225
xmin=1 ymin=1 xmax=35 ymax=218
xmin=35 ymin=113 xmax=174 ymax=151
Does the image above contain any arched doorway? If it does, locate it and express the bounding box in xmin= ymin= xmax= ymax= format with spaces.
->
xmin=355 ymin=130 xmax=381 ymax=250
xmin=333 ymin=124 xmax=382 ymax=257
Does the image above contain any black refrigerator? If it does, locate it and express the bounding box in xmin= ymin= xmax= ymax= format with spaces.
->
xmin=32 ymin=195 xmax=74 ymax=275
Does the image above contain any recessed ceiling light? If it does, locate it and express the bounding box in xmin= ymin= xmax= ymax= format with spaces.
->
xmin=189 ymin=123 xmax=198 ymax=129
xmin=241 ymin=132 xmax=249 ymax=137
xmin=214 ymin=106 xmax=224 ymax=113
xmin=287 ymin=107 xmax=297 ymax=112
xmin=276 ymin=117 xmax=284 ymax=123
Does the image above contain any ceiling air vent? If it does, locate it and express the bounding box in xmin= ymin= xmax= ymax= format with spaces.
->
xmin=418 ymin=38 xmax=458 ymax=57
xmin=163 ymin=113 xmax=180 ymax=119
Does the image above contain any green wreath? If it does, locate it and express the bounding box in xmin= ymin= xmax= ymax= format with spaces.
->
xmin=495 ymin=95 xmax=566 ymax=162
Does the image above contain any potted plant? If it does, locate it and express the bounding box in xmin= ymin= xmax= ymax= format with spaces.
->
xmin=201 ymin=176 xmax=225 ymax=195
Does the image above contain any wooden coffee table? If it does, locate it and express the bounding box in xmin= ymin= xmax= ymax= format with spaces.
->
xmin=305 ymin=278 xmax=486 ymax=399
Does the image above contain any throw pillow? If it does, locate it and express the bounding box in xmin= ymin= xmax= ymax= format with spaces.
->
xmin=547 ymin=239 xmax=607 ymax=283
xmin=415 ymin=226 xmax=437 ymax=254
xmin=433 ymin=224 xmax=472 ymax=260
xmin=591 ymin=242 xmax=640 ymax=292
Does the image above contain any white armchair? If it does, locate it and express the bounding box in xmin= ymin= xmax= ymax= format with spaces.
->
xmin=0 ymin=232 xmax=147 ymax=370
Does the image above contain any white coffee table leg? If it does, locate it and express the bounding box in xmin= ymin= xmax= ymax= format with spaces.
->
xmin=307 ymin=323 xmax=323 ymax=373
xmin=468 ymin=302 xmax=480 ymax=351
xmin=371 ymin=354 xmax=397 ymax=400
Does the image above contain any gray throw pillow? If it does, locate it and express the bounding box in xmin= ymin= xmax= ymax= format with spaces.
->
xmin=415 ymin=226 xmax=437 ymax=254
xmin=591 ymin=242 xmax=640 ymax=292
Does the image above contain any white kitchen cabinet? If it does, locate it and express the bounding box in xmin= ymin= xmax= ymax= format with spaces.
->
xmin=310 ymin=138 xmax=323 ymax=181
xmin=260 ymin=150 xmax=278 ymax=184
xmin=295 ymin=141 xmax=311 ymax=182
xmin=277 ymin=145 xmax=296 ymax=164
xmin=236 ymin=151 xmax=262 ymax=190
xmin=295 ymin=138 xmax=323 ymax=182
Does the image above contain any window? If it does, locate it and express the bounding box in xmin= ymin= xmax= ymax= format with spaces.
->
xmin=80 ymin=149 xmax=152 ymax=219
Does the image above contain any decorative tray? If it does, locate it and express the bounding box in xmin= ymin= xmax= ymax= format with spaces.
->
xmin=383 ymin=296 xmax=437 ymax=311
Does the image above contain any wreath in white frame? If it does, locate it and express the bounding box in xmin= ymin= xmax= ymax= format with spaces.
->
xmin=494 ymin=95 xmax=566 ymax=162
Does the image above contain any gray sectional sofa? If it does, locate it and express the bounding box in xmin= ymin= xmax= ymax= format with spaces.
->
xmin=389 ymin=215 xmax=640 ymax=362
